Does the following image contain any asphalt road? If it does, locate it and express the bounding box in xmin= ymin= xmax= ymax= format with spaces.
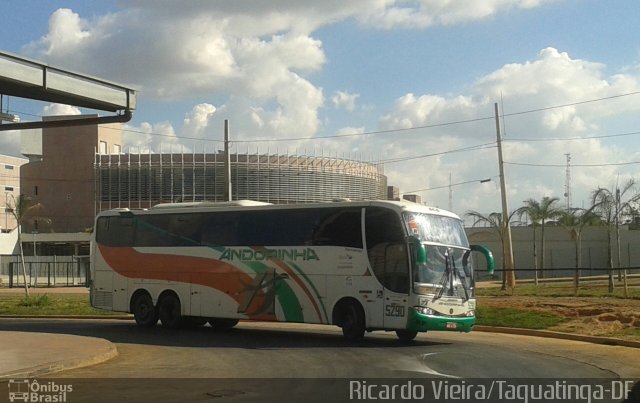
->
xmin=1 ymin=318 xmax=638 ymax=402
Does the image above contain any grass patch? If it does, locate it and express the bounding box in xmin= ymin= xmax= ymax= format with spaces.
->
xmin=18 ymin=294 xmax=51 ymax=307
xmin=476 ymin=306 xmax=566 ymax=329
xmin=0 ymin=293 xmax=124 ymax=316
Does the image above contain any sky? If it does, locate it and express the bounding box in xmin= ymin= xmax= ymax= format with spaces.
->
xmin=1 ymin=0 xmax=639 ymax=218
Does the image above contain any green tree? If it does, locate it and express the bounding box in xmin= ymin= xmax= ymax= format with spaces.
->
xmin=517 ymin=197 xmax=561 ymax=284
xmin=7 ymin=195 xmax=48 ymax=297
xmin=557 ymin=207 xmax=601 ymax=295
xmin=465 ymin=210 xmax=519 ymax=290
xmin=591 ymin=179 xmax=640 ymax=296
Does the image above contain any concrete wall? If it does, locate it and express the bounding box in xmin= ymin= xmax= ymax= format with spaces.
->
xmin=467 ymin=225 xmax=640 ymax=279
xmin=20 ymin=116 xmax=122 ymax=233
xmin=0 ymin=155 xmax=28 ymax=232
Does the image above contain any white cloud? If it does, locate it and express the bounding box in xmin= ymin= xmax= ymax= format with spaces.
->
xmin=332 ymin=91 xmax=360 ymax=111
xmin=16 ymin=3 xmax=640 ymax=216
xmin=20 ymin=1 xmax=556 ymax=149
xmin=182 ymin=103 xmax=217 ymax=138
xmin=358 ymin=0 xmax=557 ymax=29
xmin=42 ymin=104 xmax=82 ymax=116
xmin=367 ymin=48 xmax=640 ymax=214
xmin=122 ymin=121 xmax=181 ymax=153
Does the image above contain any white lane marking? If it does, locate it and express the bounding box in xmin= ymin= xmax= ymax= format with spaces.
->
xmin=419 ymin=353 xmax=460 ymax=378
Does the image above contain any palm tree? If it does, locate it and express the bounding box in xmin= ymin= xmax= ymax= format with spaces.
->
xmin=465 ymin=210 xmax=519 ymax=290
xmin=7 ymin=195 xmax=48 ymax=297
xmin=517 ymin=197 xmax=561 ymax=284
xmin=591 ymin=179 xmax=640 ymax=296
xmin=557 ymin=207 xmax=601 ymax=295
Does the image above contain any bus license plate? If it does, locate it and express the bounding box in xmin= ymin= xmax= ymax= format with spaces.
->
xmin=446 ymin=322 xmax=457 ymax=329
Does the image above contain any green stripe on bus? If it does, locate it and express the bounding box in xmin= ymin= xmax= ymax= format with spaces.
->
xmin=289 ymin=261 xmax=328 ymax=323
xmin=244 ymin=261 xmax=304 ymax=323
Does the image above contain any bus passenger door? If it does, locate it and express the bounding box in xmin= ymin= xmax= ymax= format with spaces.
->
xmin=381 ymin=243 xmax=411 ymax=330
xmin=365 ymin=207 xmax=411 ymax=330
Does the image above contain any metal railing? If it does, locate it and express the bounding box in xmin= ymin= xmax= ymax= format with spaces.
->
xmin=3 ymin=256 xmax=90 ymax=288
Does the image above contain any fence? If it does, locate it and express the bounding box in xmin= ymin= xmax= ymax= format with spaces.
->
xmin=476 ymin=267 xmax=640 ymax=281
xmin=1 ymin=255 xmax=90 ymax=288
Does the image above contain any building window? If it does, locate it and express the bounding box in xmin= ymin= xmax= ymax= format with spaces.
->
xmin=99 ymin=141 xmax=108 ymax=155
xmin=113 ymin=144 xmax=121 ymax=154
xmin=5 ymin=164 xmax=14 ymax=170
xmin=34 ymin=186 xmax=38 ymax=196
xmin=4 ymin=186 xmax=13 ymax=192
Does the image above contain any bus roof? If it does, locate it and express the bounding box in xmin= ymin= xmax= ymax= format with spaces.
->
xmin=98 ymin=199 xmax=461 ymax=220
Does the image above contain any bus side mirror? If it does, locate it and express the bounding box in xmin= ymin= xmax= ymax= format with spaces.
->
xmin=470 ymin=244 xmax=494 ymax=275
xmin=408 ymin=236 xmax=426 ymax=265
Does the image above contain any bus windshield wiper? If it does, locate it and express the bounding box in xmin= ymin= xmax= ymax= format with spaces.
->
xmin=433 ymin=249 xmax=451 ymax=302
xmin=433 ymin=248 xmax=470 ymax=302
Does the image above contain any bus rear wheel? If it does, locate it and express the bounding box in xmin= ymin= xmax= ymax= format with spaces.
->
xmin=132 ymin=293 xmax=158 ymax=327
xmin=209 ymin=318 xmax=239 ymax=330
xmin=341 ymin=303 xmax=365 ymax=341
xmin=395 ymin=330 xmax=418 ymax=342
xmin=158 ymin=294 xmax=183 ymax=329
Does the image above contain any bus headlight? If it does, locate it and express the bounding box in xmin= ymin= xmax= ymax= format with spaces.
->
xmin=465 ymin=310 xmax=475 ymax=317
xmin=415 ymin=306 xmax=435 ymax=316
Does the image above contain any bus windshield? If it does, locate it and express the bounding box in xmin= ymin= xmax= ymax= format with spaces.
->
xmin=403 ymin=213 xmax=469 ymax=247
xmin=403 ymin=213 xmax=473 ymax=298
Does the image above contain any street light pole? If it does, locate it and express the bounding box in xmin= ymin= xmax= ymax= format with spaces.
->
xmin=224 ymin=120 xmax=232 ymax=202
xmin=495 ymin=103 xmax=516 ymax=288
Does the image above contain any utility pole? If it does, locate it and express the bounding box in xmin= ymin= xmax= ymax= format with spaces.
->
xmin=495 ymin=103 xmax=516 ymax=288
xmin=448 ymin=172 xmax=453 ymax=212
xmin=564 ymin=153 xmax=572 ymax=209
xmin=224 ymin=120 xmax=232 ymax=201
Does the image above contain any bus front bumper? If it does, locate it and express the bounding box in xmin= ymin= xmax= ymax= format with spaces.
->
xmin=407 ymin=307 xmax=475 ymax=333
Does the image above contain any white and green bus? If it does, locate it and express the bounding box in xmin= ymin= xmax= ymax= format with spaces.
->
xmin=91 ymin=199 xmax=493 ymax=341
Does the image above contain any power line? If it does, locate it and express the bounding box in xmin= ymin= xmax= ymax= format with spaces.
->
xmin=6 ymin=90 xmax=640 ymax=144
xmin=502 ymin=91 xmax=640 ymax=118
xmin=503 ymin=130 xmax=640 ymax=142
xmin=505 ymin=161 xmax=640 ymax=168
xmin=405 ymin=176 xmax=499 ymax=193
xmin=380 ymin=142 xmax=496 ymax=164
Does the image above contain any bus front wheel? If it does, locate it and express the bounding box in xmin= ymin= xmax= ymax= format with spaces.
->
xmin=132 ymin=293 xmax=158 ymax=327
xmin=158 ymin=294 xmax=183 ymax=329
xmin=209 ymin=318 xmax=239 ymax=330
xmin=341 ymin=303 xmax=365 ymax=341
xmin=395 ymin=330 xmax=418 ymax=342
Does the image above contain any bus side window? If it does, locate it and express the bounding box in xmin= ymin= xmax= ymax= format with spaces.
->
xmin=168 ymin=214 xmax=203 ymax=246
xmin=96 ymin=216 xmax=135 ymax=247
xmin=311 ymin=209 xmax=362 ymax=248
xmin=365 ymin=208 xmax=409 ymax=294
xmin=201 ymin=213 xmax=240 ymax=246
xmin=135 ymin=215 xmax=171 ymax=247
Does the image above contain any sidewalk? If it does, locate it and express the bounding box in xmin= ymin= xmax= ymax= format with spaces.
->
xmin=0 ymin=287 xmax=116 ymax=378
xmin=0 ymin=331 xmax=117 ymax=378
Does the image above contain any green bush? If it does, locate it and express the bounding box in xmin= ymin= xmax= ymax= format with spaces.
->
xmin=18 ymin=294 xmax=51 ymax=307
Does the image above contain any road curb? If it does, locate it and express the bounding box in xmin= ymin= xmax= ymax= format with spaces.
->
xmin=0 ymin=315 xmax=132 ymax=320
xmin=474 ymin=325 xmax=640 ymax=348
xmin=1 ymin=315 xmax=638 ymax=348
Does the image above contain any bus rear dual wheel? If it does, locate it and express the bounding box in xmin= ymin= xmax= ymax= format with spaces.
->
xmin=157 ymin=295 xmax=211 ymax=329
xmin=132 ymin=293 xmax=159 ymax=327
xmin=158 ymin=294 xmax=184 ymax=329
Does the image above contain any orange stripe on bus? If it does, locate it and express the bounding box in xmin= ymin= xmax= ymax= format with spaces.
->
xmin=98 ymin=245 xmax=276 ymax=320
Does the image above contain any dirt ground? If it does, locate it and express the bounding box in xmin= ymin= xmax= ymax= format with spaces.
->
xmin=478 ymin=295 xmax=640 ymax=341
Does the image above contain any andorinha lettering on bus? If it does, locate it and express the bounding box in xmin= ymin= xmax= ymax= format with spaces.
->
xmin=219 ymin=248 xmax=320 ymax=261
